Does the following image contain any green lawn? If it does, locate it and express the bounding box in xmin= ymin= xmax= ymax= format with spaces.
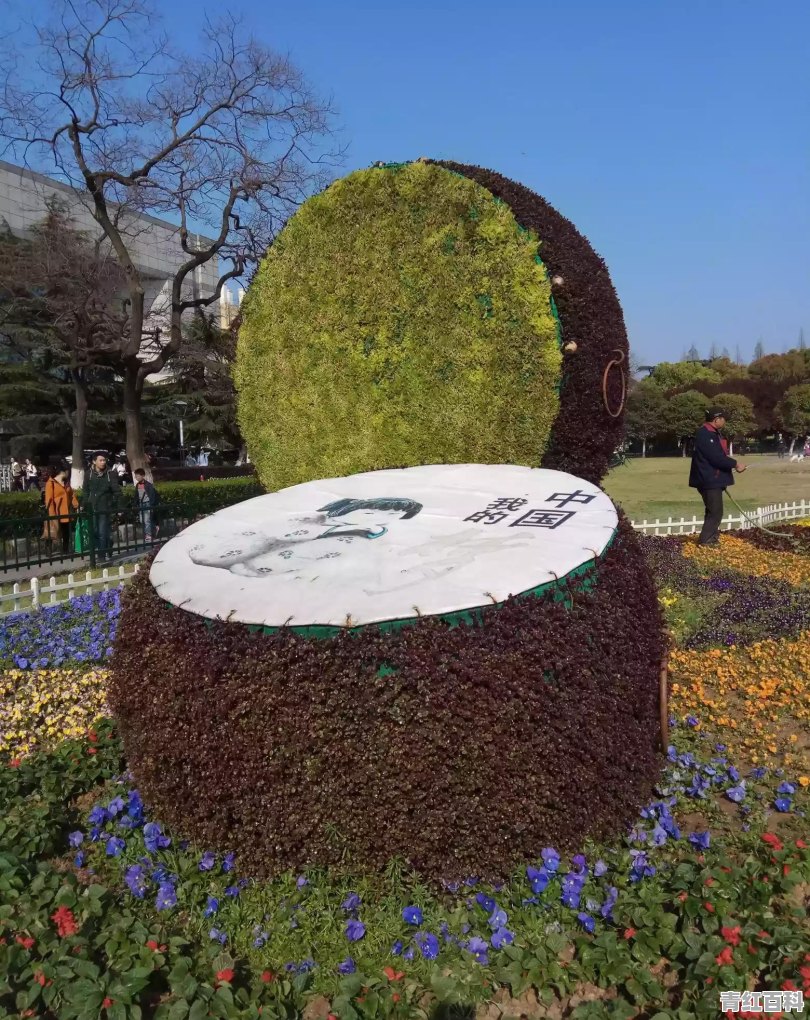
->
xmin=604 ymin=453 xmax=810 ymax=522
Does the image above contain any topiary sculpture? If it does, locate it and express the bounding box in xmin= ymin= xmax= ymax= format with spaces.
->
xmin=109 ymin=161 xmax=664 ymax=883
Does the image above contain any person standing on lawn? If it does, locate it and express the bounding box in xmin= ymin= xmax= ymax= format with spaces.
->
xmin=44 ymin=464 xmax=78 ymax=555
xmin=133 ymin=468 xmax=160 ymax=544
xmin=689 ymin=406 xmax=746 ymax=547
xmin=84 ymin=453 xmax=120 ymax=561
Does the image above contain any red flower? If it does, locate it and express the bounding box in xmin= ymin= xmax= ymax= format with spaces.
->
xmin=146 ymin=939 xmax=166 ymax=952
xmin=383 ymin=967 xmax=405 ymax=981
xmin=799 ymin=964 xmax=810 ymax=981
xmin=704 ymin=902 xmax=715 ymax=913
xmin=715 ymin=946 xmax=734 ymax=967
xmin=260 ymin=971 xmax=274 ymax=983
xmin=328 ymin=1015 xmax=339 ymax=1020
xmin=783 ymin=864 xmax=791 ymax=876
xmin=720 ymin=866 xmax=731 ymax=873
xmin=87 ymin=730 xmax=98 ymax=743
xmin=678 ymin=891 xmax=687 ymax=902
xmin=748 ymin=945 xmax=757 ymax=955
xmin=9 ymin=759 xmax=21 ymax=768
xmin=796 ymin=838 xmax=808 ymax=849
xmin=102 ymin=998 xmax=114 ymax=1009
xmin=623 ymin=928 xmax=636 ymax=939
xmin=782 ymin=980 xmax=798 ymax=992
xmin=87 ymin=747 xmax=97 ymax=755
xmin=721 ymin=926 xmax=741 ymax=946
xmin=216 ymin=968 xmax=235 ymax=984
xmin=392 ymin=993 xmax=401 ymax=1003
xmin=704 ymin=877 xmax=715 ymax=887
xmin=33 ymin=972 xmax=46 ymax=987
xmin=762 ymin=833 xmax=783 ymax=851
xmin=51 ymin=906 xmax=79 ymax=938
xmin=759 ymin=930 xmax=770 ymax=939
xmin=15 ymin=935 xmax=35 ymax=950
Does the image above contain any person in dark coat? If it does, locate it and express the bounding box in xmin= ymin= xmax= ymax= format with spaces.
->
xmin=84 ymin=453 xmax=121 ymax=560
xmin=689 ymin=406 xmax=746 ymax=546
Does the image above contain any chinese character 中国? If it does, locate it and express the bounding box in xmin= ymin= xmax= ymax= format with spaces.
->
xmin=509 ymin=509 xmax=576 ymax=530
xmin=546 ymin=489 xmax=597 ymax=509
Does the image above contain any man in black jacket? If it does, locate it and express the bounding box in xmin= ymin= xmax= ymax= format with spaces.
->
xmin=689 ymin=407 xmax=746 ymax=546
xmin=84 ymin=453 xmax=121 ymax=561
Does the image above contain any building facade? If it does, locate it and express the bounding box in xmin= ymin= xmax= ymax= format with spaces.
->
xmin=0 ymin=159 xmax=241 ymax=377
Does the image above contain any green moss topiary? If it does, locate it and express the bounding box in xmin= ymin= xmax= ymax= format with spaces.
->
xmin=236 ymin=162 xmax=561 ymax=490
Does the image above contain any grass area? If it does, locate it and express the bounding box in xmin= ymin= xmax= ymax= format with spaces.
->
xmin=604 ymin=453 xmax=810 ymax=522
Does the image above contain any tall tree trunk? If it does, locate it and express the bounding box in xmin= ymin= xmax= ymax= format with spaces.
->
xmin=123 ymin=363 xmax=151 ymax=480
xmin=70 ymin=372 xmax=89 ymax=489
xmin=729 ymin=440 xmax=734 ymax=456
xmin=642 ymin=437 xmax=647 ymax=458
xmin=789 ymin=437 xmax=796 ymax=456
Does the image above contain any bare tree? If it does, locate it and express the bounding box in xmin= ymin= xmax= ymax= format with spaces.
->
xmin=0 ymin=0 xmax=338 ymax=475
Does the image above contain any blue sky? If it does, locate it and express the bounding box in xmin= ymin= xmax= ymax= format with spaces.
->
xmin=16 ymin=0 xmax=810 ymax=365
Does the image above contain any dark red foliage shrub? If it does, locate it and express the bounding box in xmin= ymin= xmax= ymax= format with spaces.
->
xmin=435 ymin=161 xmax=628 ymax=485
xmin=108 ymin=518 xmax=664 ymax=882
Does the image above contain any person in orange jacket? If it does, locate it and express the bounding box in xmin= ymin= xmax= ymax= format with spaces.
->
xmin=44 ymin=464 xmax=79 ymax=555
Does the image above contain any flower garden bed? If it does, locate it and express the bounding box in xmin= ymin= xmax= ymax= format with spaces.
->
xmin=1 ymin=529 xmax=809 ymax=1019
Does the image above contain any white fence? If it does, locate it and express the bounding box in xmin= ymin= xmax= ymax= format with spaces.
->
xmin=0 ymin=563 xmax=140 ymax=614
xmin=631 ymin=499 xmax=809 ymax=536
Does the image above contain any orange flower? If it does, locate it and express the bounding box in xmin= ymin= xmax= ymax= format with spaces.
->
xmin=623 ymin=928 xmax=636 ymax=939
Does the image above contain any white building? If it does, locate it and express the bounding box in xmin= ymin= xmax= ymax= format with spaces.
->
xmin=0 ymin=159 xmax=241 ymax=377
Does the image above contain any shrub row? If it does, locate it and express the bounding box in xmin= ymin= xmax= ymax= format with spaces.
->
xmin=435 ymin=161 xmax=629 ymax=485
xmin=0 ymin=476 xmax=262 ymax=523
xmin=109 ymin=517 xmax=664 ymax=882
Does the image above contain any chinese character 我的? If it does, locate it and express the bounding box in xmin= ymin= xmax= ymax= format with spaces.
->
xmin=464 ymin=497 xmax=528 ymax=525
xmin=509 ymin=509 xmax=576 ymax=530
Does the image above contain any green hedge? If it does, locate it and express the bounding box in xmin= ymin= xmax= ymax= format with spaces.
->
xmin=237 ymin=162 xmax=562 ymax=491
xmin=0 ymin=476 xmax=263 ymax=525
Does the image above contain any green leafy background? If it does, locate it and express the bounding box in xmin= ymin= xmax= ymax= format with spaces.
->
xmin=236 ymin=162 xmax=561 ymax=490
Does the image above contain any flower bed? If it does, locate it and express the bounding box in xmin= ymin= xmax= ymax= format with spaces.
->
xmin=0 ymin=667 xmax=108 ymax=759
xmin=0 ymin=590 xmax=120 ymax=670
xmin=1 ymin=532 xmax=809 ymax=1018
xmin=682 ymin=532 xmax=810 ymax=588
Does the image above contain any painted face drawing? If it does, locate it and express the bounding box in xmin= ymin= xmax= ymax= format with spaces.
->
xmin=187 ymin=497 xmax=423 ymax=577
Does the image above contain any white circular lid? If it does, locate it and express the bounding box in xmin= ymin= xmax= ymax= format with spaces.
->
xmin=150 ymin=464 xmax=618 ymax=629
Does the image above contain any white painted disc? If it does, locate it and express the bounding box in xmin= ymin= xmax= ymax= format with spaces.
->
xmin=150 ymin=464 xmax=618 ymax=628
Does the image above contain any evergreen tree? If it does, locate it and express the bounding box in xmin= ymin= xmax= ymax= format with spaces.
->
xmin=754 ymin=339 xmax=765 ymax=361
